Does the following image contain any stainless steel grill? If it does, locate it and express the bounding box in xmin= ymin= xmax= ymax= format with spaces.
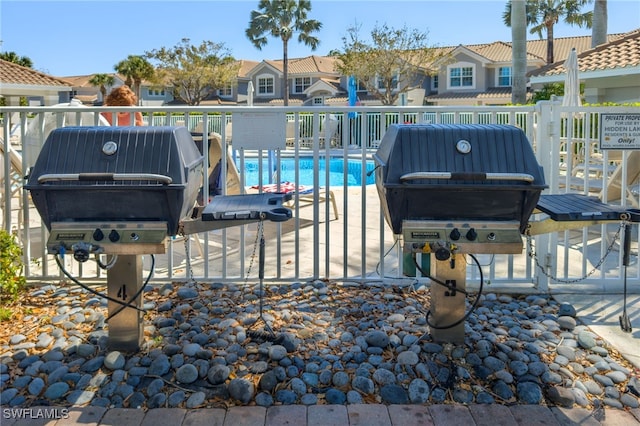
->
xmin=374 ymin=123 xmax=547 ymax=251
xmin=26 ymin=126 xmax=292 ymax=351
xmin=26 ymin=126 xmax=203 ymax=249
xmin=374 ymin=124 xmax=548 ymax=342
xmin=374 ymin=124 xmax=639 ymax=342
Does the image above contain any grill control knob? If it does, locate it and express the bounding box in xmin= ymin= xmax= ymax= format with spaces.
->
xmin=435 ymin=247 xmax=450 ymax=261
xmin=466 ymin=228 xmax=478 ymax=241
xmin=449 ymin=228 xmax=461 ymax=241
xmin=108 ymin=230 xmax=120 ymax=243
xmin=93 ymin=228 xmax=104 ymax=241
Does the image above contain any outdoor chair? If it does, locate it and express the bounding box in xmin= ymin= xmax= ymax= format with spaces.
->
xmin=600 ymin=150 xmax=640 ymax=208
xmin=562 ymin=150 xmax=640 ymax=208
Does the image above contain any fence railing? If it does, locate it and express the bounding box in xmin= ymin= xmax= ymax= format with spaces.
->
xmin=1 ymin=103 xmax=638 ymax=294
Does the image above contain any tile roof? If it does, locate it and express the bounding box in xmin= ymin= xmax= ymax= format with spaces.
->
xmin=434 ymin=42 xmax=542 ymax=63
xmin=262 ymin=55 xmax=340 ymax=75
xmin=529 ymin=29 xmax=640 ymax=77
xmin=237 ymin=59 xmax=260 ymax=78
xmin=0 ymin=59 xmax=71 ymax=87
xmin=60 ymin=74 xmax=121 ymax=87
xmin=523 ymin=33 xmax=625 ymax=65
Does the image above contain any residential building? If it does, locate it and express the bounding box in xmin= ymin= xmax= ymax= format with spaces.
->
xmin=529 ymin=29 xmax=640 ymax=104
xmin=61 ymin=74 xmax=124 ymax=105
xmin=1 ymin=31 xmax=637 ymax=108
xmin=0 ymin=59 xmax=71 ymax=106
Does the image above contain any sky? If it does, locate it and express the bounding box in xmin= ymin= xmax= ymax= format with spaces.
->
xmin=1 ymin=0 xmax=639 ymax=77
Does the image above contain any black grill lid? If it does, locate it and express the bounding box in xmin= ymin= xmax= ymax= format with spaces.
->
xmin=374 ymin=124 xmax=545 ymax=187
xmin=26 ymin=126 xmax=204 ymax=235
xmin=374 ymin=124 xmax=547 ymax=234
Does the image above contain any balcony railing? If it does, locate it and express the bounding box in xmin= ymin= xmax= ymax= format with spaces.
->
xmin=1 ymin=103 xmax=638 ymax=294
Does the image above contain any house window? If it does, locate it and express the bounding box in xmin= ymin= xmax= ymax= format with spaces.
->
xmin=257 ymin=75 xmax=274 ymax=95
xmin=377 ymin=72 xmax=399 ymax=91
xmin=294 ymin=77 xmax=311 ymax=93
xmin=449 ymin=66 xmax=473 ymax=88
xmin=498 ymin=67 xmax=512 ymax=86
xmin=147 ymin=89 xmax=165 ymax=97
xmin=431 ymin=75 xmax=439 ymax=90
xmin=313 ymin=97 xmax=324 ymax=105
xmin=218 ymin=86 xmax=232 ymax=97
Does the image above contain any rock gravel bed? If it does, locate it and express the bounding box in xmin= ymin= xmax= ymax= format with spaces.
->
xmin=1 ymin=281 xmax=639 ymax=411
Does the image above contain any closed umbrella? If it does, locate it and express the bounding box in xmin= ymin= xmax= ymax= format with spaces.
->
xmin=247 ymin=81 xmax=254 ymax=107
xmin=562 ymin=48 xmax=581 ymax=108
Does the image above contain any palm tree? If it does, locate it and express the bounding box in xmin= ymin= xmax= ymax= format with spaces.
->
xmin=0 ymin=51 xmax=33 ymax=68
xmin=114 ymin=55 xmax=155 ymax=104
xmin=88 ymin=73 xmax=115 ymax=104
xmin=591 ymin=0 xmax=607 ymax=47
xmin=503 ymin=0 xmax=593 ymax=64
xmin=511 ymin=0 xmax=528 ymax=104
xmin=246 ymin=0 xmax=322 ymax=106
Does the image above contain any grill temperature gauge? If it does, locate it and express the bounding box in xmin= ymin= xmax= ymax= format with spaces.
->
xmin=102 ymin=141 xmax=118 ymax=155
xmin=456 ymin=139 xmax=471 ymax=154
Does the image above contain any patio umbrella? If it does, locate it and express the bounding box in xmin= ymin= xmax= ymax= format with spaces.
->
xmin=562 ymin=48 xmax=581 ymax=108
xmin=247 ymin=81 xmax=254 ymax=107
xmin=348 ymin=75 xmax=358 ymax=119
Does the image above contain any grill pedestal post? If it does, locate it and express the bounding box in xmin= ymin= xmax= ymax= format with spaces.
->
xmin=107 ymin=255 xmax=144 ymax=352
xmin=429 ymin=254 xmax=467 ymax=344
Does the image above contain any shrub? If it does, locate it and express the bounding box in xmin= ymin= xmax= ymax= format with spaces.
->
xmin=0 ymin=229 xmax=27 ymax=303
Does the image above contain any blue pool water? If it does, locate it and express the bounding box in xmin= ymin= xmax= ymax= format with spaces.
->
xmin=238 ymin=157 xmax=376 ymax=187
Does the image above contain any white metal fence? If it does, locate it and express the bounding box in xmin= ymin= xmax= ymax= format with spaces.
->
xmin=1 ymin=103 xmax=638 ymax=294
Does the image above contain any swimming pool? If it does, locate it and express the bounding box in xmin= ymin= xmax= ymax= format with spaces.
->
xmin=237 ymin=157 xmax=376 ymax=187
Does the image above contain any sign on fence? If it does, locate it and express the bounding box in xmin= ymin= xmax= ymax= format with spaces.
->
xmin=600 ymin=113 xmax=640 ymax=149
xmin=232 ymin=112 xmax=287 ymax=150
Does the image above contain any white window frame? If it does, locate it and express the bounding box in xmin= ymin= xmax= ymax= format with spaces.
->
xmin=147 ymin=88 xmax=166 ymax=97
xmin=294 ymin=77 xmax=312 ymax=94
xmin=313 ymin=97 xmax=324 ymax=105
xmin=447 ymin=62 xmax=475 ymax=90
xmin=257 ymin=74 xmax=275 ymax=96
xmin=218 ymin=86 xmax=233 ymax=98
xmin=376 ymin=71 xmax=399 ymax=92
xmin=497 ymin=67 xmax=512 ymax=87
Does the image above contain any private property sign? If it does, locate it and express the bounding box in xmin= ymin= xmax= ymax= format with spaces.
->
xmin=600 ymin=113 xmax=640 ymax=149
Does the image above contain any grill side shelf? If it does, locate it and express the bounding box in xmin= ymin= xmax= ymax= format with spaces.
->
xmin=528 ymin=193 xmax=639 ymax=235
xmin=182 ymin=193 xmax=293 ymax=234
xmin=535 ymin=194 xmax=629 ymax=221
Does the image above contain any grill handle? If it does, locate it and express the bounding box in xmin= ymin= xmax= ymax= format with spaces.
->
xmin=400 ymin=172 xmax=534 ymax=183
xmin=37 ymin=173 xmax=173 ymax=185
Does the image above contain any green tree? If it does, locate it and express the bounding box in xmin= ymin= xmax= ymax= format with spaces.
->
xmin=503 ymin=0 xmax=593 ymax=64
xmin=246 ymin=0 xmax=322 ymax=106
xmin=146 ymin=38 xmax=240 ymax=106
xmin=591 ymin=0 xmax=607 ymax=47
xmin=531 ymin=82 xmax=565 ymax=102
xmin=88 ymin=73 xmax=115 ymax=104
xmin=511 ymin=0 xmax=528 ymax=104
xmin=336 ymin=23 xmax=444 ymax=106
xmin=114 ymin=55 xmax=155 ymax=103
xmin=0 ymin=51 xmax=33 ymax=68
